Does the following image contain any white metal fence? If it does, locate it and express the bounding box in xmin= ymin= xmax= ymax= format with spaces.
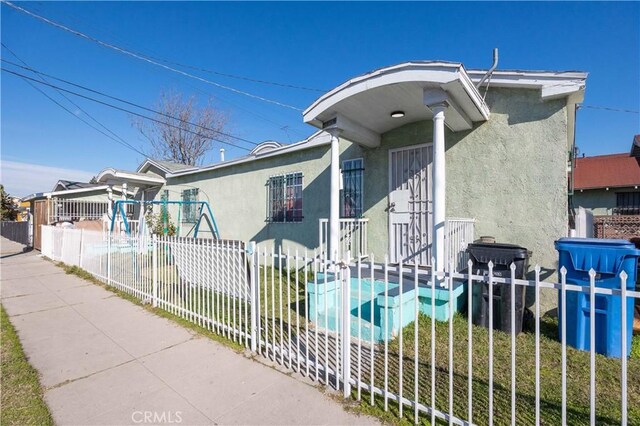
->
xmin=49 ymin=198 xmax=113 ymax=223
xmin=104 ymin=219 xmax=142 ymax=238
xmin=445 ymin=218 xmax=475 ymax=272
xmin=40 ymin=225 xmax=638 ymax=425
xmin=319 ymin=218 xmax=369 ymax=261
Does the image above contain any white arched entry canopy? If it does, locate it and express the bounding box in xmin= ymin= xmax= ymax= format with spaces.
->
xmin=303 ymin=61 xmax=490 ymax=271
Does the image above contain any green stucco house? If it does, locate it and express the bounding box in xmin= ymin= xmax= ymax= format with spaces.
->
xmin=96 ymin=60 xmax=588 ymax=281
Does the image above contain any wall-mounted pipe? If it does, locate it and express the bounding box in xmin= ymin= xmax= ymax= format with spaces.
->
xmin=476 ymin=48 xmax=499 ymax=89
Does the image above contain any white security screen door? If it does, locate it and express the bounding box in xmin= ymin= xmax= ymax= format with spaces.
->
xmin=388 ymin=144 xmax=432 ymax=265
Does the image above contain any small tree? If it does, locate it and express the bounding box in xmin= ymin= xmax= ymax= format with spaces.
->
xmin=144 ymin=211 xmax=176 ymax=236
xmin=133 ymin=90 xmax=228 ymax=166
xmin=0 ymin=185 xmax=18 ymax=221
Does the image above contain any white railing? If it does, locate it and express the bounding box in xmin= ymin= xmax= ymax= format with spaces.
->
xmin=41 ymin=224 xmax=637 ymax=425
xmin=445 ymin=217 xmax=475 ymax=272
xmin=104 ymin=219 xmax=142 ymax=238
xmin=49 ymin=198 xmax=112 ymax=223
xmin=319 ymin=218 xmax=369 ymax=260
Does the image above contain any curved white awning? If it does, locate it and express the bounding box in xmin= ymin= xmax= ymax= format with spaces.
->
xmin=303 ymin=61 xmax=490 ymax=147
xmin=96 ymin=168 xmax=165 ymax=187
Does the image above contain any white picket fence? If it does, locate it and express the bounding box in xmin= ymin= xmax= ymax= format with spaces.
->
xmin=39 ymin=225 xmax=638 ymax=425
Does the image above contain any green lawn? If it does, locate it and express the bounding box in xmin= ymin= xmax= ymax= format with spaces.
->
xmin=0 ymin=305 xmax=53 ymax=426
xmin=350 ymin=314 xmax=640 ymax=425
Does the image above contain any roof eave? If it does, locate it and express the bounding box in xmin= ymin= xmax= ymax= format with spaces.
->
xmin=167 ymin=130 xmax=331 ymax=179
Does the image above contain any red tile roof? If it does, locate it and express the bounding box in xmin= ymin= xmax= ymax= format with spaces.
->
xmin=574 ymin=153 xmax=640 ymax=190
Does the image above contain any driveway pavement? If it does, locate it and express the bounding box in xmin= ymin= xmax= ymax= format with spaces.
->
xmin=0 ymin=237 xmax=376 ymax=425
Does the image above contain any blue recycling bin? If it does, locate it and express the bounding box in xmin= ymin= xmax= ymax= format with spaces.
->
xmin=555 ymin=238 xmax=640 ymax=358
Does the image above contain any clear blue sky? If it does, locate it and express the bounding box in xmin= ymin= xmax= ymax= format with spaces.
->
xmin=2 ymin=1 xmax=639 ymax=196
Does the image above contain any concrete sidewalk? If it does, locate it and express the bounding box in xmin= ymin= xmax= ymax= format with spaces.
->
xmin=0 ymin=237 xmax=376 ymax=425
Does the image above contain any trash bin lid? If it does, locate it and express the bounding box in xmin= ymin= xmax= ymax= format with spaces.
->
xmin=467 ymin=242 xmax=531 ymax=265
xmin=554 ymin=237 xmax=640 ymax=274
xmin=555 ymin=237 xmax=637 ymax=249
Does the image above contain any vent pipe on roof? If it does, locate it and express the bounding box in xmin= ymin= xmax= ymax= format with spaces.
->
xmin=476 ymin=48 xmax=499 ymax=89
xmin=220 ymin=148 xmax=225 ymax=162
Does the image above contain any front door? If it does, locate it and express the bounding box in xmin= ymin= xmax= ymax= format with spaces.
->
xmin=388 ymin=144 xmax=432 ymax=265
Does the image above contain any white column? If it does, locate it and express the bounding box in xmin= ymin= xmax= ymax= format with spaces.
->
xmin=328 ymin=128 xmax=341 ymax=262
xmin=431 ymin=104 xmax=446 ymax=273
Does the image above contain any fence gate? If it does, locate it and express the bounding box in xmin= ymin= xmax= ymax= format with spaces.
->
xmin=33 ymin=200 xmax=48 ymax=250
xmin=388 ymin=144 xmax=432 ymax=265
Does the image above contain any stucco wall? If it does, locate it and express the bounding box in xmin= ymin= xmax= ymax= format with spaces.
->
xmin=367 ymin=88 xmax=568 ymax=275
xmin=158 ymin=142 xmax=363 ymax=252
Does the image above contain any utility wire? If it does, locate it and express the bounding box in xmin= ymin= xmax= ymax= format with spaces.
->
xmin=578 ymin=104 xmax=639 ymax=114
xmin=153 ymin=58 xmax=326 ymax=93
xmin=24 ymin=0 xmax=325 ymax=93
xmin=2 ymin=67 xmax=253 ymax=151
xmin=2 ymin=59 xmax=259 ymax=146
xmin=1 ymin=43 xmax=143 ymax=155
xmin=6 ymin=65 xmax=148 ymax=157
xmin=33 ymin=4 xmax=313 ymax=137
xmin=2 ymin=1 xmax=304 ymax=111
xmin=175 ymin=74 xmax=310 ymax=138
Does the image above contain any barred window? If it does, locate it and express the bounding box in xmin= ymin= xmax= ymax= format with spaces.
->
xmin=615 ymin=192 xmax=640 ymax=215
xmin=181 ymin=188 xmax=199 ymax=222
xmin=267 ymin=172 xmax=303 ymax=222
xmin=341 ymin=158 xmax=364 ymax=218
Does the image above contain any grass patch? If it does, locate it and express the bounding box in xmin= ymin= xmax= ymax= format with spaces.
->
xmin=632 ymin=334 xmax=640 ymax=359
xmin=0 ymin=305 xmax=54 ymax=426
xmin=345 ymin=314 xmax=640 ymax=425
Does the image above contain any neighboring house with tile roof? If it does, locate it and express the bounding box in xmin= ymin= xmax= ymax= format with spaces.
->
xmin=572 ymin=135 xmax=640 ymax=215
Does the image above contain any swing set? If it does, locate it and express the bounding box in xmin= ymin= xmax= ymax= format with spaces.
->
xmin=109 ymin=199 xmax=220 ymax=239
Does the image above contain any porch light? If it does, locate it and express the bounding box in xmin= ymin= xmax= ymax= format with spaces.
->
xmin=390 ymin=111 xmax=405 ymax=118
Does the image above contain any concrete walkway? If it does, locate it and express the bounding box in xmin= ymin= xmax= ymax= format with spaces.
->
xmin=0 ymin=237 xmax=376 ymax=425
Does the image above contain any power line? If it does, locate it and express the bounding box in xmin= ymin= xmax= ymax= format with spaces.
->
xmin=6 ymin=64 xmax=148 ymax=157
xmin=153 ymin=58 xmax=326 ymax=93
xmin=2 ymin=59 xmax=260 ymax=146
xmin=32 ymin=4 xmax=313 ymax=137
xmin=1 ymin=43 xmax=144 ymax=156
xmin=2 ymin=67 xmax=254 ymax=152
xmin=174 ymin=75 xmax=310 ymax=139
xmin=2 ymin=0 xmax=304 ymax=111
xmin=579 ymin=105 xmax=639 ymax=114
xmin=25 ymin=0 xmax=325 ymax=93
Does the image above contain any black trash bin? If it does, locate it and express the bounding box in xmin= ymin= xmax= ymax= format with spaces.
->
xmin=467 ymin=243 xmax=531 ymax=334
